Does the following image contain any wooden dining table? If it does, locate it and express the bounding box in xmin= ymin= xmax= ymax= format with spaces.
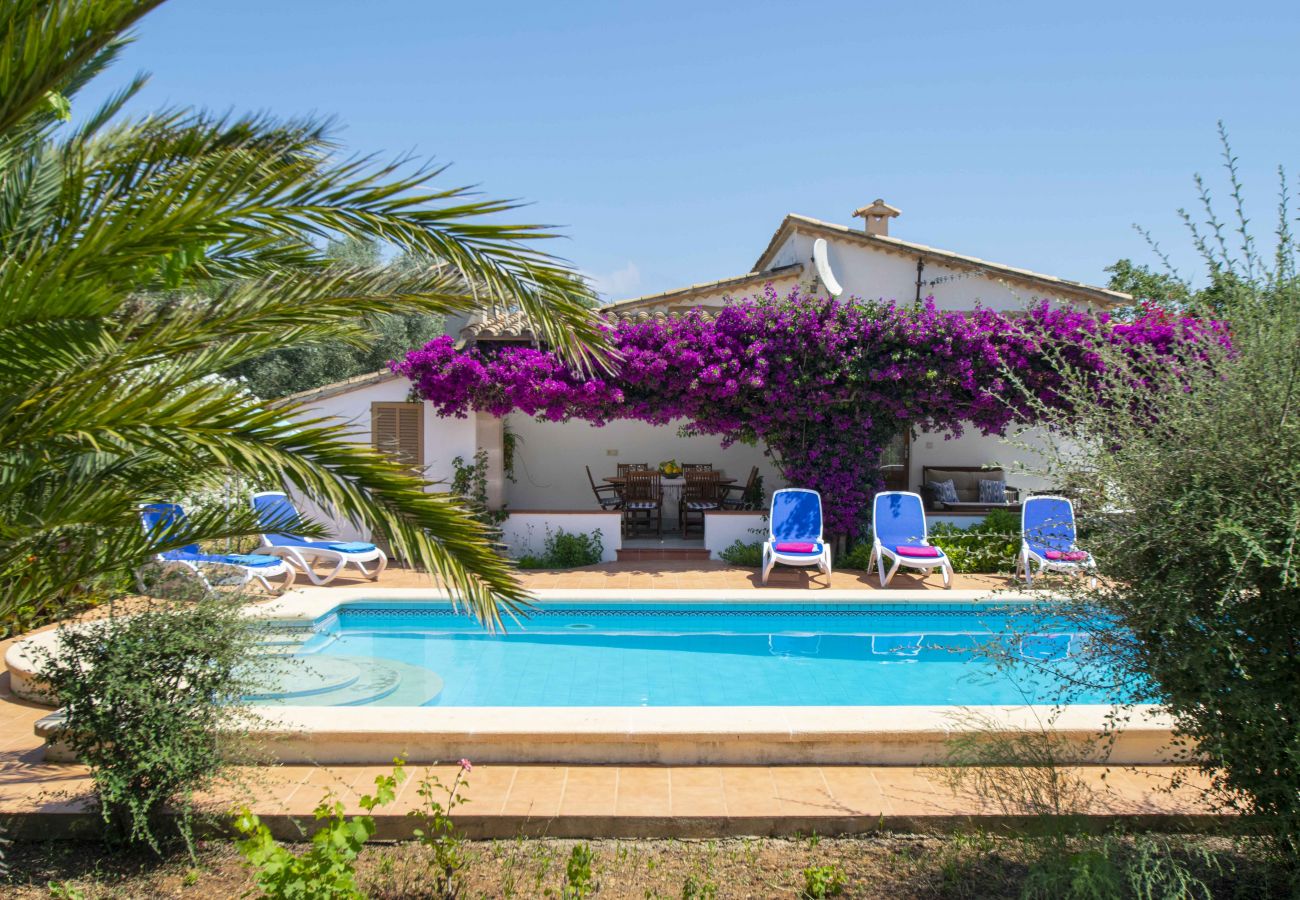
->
xmin=604 ymin=474 xmax=737 ymax=489
xmin=604 ymin=474 xmax=737 ymax=524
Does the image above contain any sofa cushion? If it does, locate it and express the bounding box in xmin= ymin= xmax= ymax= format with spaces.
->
xmin=924 ymin=468 xmax=1005 ymax=504
xmin=926 ymin=479 xmax=959 ymax=504
xmin=978 ymin=479 xmax=1007 ymax=504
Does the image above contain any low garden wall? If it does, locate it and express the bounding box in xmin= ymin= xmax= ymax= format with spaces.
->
xmin=703 ymin=511 xmax=766 ymax=560
xmin=499 ymin=510 xmax=622 ymax=564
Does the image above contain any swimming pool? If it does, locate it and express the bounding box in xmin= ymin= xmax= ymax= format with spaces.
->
xmin=250 ymin=600 xmax=1121 ymax=708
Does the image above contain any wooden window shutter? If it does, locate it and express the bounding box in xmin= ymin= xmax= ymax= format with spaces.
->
xmin=371 ymin=402 xmax=424 ymax=473
xmin=370 ymin=402 xmax=424 ymax=559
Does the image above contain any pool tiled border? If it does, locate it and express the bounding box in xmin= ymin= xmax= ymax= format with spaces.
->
xmin=12 ymin=587 xmax=1173 ymax=767
xmin=0 ymin=569 xmax=1217 ymax=836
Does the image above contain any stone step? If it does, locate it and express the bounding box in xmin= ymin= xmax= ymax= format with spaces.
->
xmin=617 ymin=548 xmax=712 ymax=562
xmin=243 ymin=656 xmax=361 ymax=701
xmin=249 ymin=656 xmax=444 ymax=707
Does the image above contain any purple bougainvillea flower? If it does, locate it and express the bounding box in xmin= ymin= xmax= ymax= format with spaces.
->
xmin=393 ymin=289 xmax=1221 ymax=535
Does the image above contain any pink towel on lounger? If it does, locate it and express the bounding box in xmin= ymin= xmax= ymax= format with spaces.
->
xmin=896 ymin=545 xmax=940 ymax=558
xmin=774 ymin=542 xmax=817 ymax=553
xmin=1045 ymin=549 xmax=1089 ymax=562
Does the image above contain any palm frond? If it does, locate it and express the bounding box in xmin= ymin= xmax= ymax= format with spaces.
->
xmin=1 ymin=1 xmax=605 ymax=628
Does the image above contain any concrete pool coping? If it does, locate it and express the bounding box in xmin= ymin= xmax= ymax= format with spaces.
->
xmin=10 ymin=587 xmax=1176 ymax=766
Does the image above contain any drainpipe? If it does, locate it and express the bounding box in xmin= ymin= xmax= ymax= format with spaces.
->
xmin=914 ymin=258 xmax=925 ymax=303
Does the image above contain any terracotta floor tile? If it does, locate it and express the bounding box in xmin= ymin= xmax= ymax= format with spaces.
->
xmin=559 ymin=766 xmax=619 ymax=816
xmin=818 ymin=767 xmax=888 ymax=817
xmin=718 ymin=767 xmax=778 ymax=817
xmin=501 ymin=766 xmax=567 ymax=818
xmin=5 ymin=778 xmax=97 ymax=814
xmin=197 ymin=767 xmax=310 ymax=816
xmin=0 ymin=733 xmax=46 ymax=759
xmin=874 ymin=768 xmax=957 ymax=816
xmin=451 ymin=764 xmax=515 ymax=816
xmin=614 ymin=767 xmax=671 ymax=816
xmin=770 ymin=767 xmax=837 ymax=816
xmin=274 ymin=765 xmax=369 ymax=813
xmin=668 ymin=768 xmax=726 ymax=817
xmin=1101 ymin=769 xmax=1208 ymax=815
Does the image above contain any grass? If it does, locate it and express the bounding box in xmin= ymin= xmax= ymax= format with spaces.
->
xmin=1 ymin=833 xmax=1281 ymax=899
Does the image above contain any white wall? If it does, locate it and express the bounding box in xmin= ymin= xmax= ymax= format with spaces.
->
xmin=910 ymin=425 xmax=1058 ymax=495
xmin=504 ymin=416 xmax=784 ymax=511
xmin=499 ymin=511 xmax=621 ymax=563
xmin=294 ymin=376 xmax=479 ymax=489
xmin=289 ymin=376 xmax=479 ymax=541
xmin=704 ymin=511 xmax=767 ymax=559
xmin=774 ymin=230 xmax=1099 ymax=314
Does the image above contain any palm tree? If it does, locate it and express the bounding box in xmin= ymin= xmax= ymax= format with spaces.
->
xmin=0 ymin=0 xmax=606 ymax=627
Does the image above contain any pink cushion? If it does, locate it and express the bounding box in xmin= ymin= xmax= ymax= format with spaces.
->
xmin=896 ymin=545 xmax=940 ymax=558
xmin=774 ymin=542 xmax=818 ymax=553
xmin=1045 ymin=550 xmax=1089 ymax=561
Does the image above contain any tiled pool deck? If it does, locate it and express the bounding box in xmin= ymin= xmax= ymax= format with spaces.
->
xmin=0 ymin=561 xmax=1222 ymax=838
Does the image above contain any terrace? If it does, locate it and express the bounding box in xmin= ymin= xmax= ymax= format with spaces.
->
xmin=0 ymin=562 xmax=1216 ymax=841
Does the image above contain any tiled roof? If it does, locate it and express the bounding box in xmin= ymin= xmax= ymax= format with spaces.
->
xmin=457 ymin=264 xmax=803 ymax=347
xmin=274 ymin=369 xmax=404 ymax=405
xmin=599 ymin=263 xmax=804 ymax=313
xmin=457 ymin=309 xmax=537 ymax=346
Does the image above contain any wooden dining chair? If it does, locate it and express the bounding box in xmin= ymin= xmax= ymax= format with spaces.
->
xmin=586 ymin=465 xmax=623 ymax=511
xmin=622 ymin=470 xmax=663 ymax=537
xmin=616 ymin=462 xmax=649 ymax=479
xmin=681 ymin=463 xmax=713 ymax=472
xmin=721 ymin=466 xmax=760 ymax=510
xmin=680 ymin=470 xmax=721 ymax=536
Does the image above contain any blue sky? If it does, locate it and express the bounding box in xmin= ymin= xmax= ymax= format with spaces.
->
xmin=82 ymin=0 xmax=1299 ymax=300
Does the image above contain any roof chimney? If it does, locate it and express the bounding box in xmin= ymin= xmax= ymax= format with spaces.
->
xmin=851 ymin=199 xmax=900 ymax=237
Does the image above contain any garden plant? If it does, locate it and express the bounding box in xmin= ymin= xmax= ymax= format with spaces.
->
xmin=398 ymin=291 xmax=1221 ymax=540
xmin=1019 ymin=138 xmax=1300 ymax=870
xmin=0 ymin=0 xmax=605 ymax=630
xmin=35 ymin=596 xmax=264 ymax=852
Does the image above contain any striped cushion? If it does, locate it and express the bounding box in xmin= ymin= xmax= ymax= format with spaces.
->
xmin=685 ymin=501 xmax=719 ymax=510
xmin=978 ymin=479 xmax=1006 ymax=503
xmin=626 ymin=501 xmax=658 ymax=510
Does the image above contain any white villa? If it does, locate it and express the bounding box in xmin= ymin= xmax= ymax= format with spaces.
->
xmin=288 ymin=201 xmax=1128 ymax=562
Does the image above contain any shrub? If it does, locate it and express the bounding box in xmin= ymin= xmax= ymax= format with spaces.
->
xmin=719 ymin=540 xmax=763 ymax=567
xmin=929 ymin=507 xmax=1020 ymax=574
xmin=841 ymin=507 xmax=1020 ymax=574
xmin=838 ymin=541 xmax=874 ymax=571
xmin=235 ymin=762 xmax=405 ymax=899
xmin=451 ymin=450 xmax=508 ymax=532
xmin=1024 ymin=137 xmax=1300 ymax=862
xmin=515 ymin=528 xmax=604 ymax=569
xmin=800 ymin=863 xmax=847 ymax=898
xmin=562 ymin=842 xmax=597 ymax=899
xmin=34 ymin=598 xmax=263 ymax=852
xmin=409 ymin=758 xmax=472 ymax=898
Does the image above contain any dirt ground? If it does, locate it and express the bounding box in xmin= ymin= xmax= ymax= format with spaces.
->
xmin=3 ymin=832 xmax=1278 ymax=899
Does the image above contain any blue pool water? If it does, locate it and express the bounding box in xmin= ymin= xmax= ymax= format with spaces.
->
xmin=252 ymin=601 xmax=1123 ymax=708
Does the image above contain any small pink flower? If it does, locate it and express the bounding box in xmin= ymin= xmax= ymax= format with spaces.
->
xmin=459 ymin=758 xmax=473 ymax=772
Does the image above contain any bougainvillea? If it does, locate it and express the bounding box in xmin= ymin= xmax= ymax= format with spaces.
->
xmin=395 ymin=286 xmax=1218 ymax=536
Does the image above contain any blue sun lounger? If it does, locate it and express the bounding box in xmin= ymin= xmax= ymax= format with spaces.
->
xmin=760 ymin=488 xmax=833 ymax=585
xmin=139 ymin=502 xmax=294 ymax=594
xmin=252 ymin=491 xmax=387 ymax=586
xmin=868 ymin=491 xmax=953 ymax=589
xmin=1018 ymin=495 xmax=1096 ymax=587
